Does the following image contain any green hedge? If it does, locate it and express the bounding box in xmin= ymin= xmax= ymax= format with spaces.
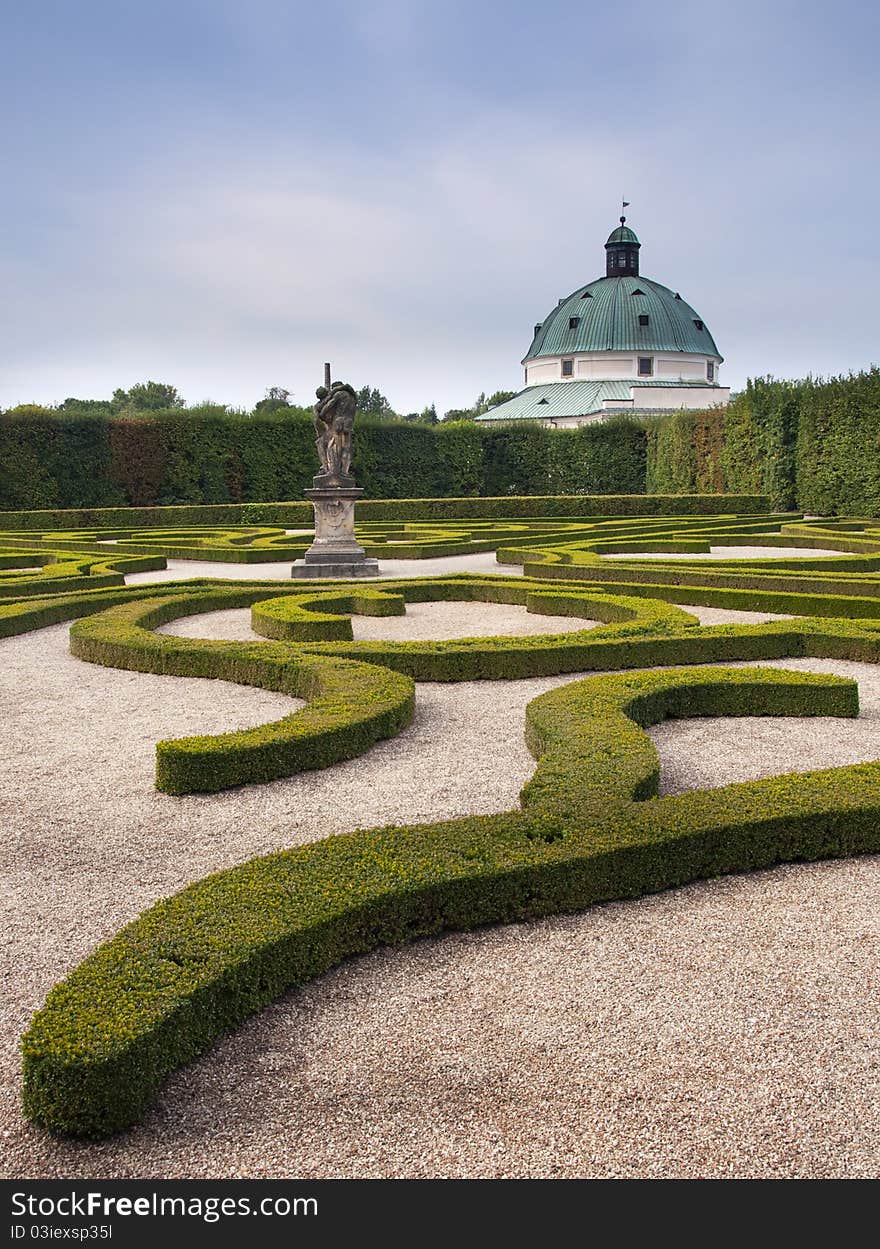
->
xmin=0 ymin=409 xmax=651 ymax=509
xmin=0 ymin=494 xmax=770 ymax=531
xmin=523 ymin=566 xmax=880 ymax=620
xmin=251 ymin=589 xmax=406 ymax=641
xmin=21 ymin=663 xmax=872 ymax=1138
xmin=644 ymin=369 xmax=880 ymax=515
xmin=69 ymin=592 xmax=415 ymax=795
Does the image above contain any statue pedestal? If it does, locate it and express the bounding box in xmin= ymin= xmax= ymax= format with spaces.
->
xmin=291 ymin=487 xmax=379 ymax=579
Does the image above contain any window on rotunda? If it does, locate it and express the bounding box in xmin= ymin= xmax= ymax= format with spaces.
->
xmin=638 ymin=357 xmax=653 ymax=376
xmin=562 ymin=359 xmax=574 ymax=377
xmin=707 ymin=362 xmax=715 ymax=381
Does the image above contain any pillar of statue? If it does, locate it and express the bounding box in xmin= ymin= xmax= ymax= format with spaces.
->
xmin=291 ymin=366 xmax=380 ymax=579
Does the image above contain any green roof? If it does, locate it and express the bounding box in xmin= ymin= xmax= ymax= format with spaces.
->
xmin=476 ymin=379 xmax=725 ymax=423
xmin=525 ymin=275 xmax=722 ymax=361
xmin=606 ymin=224 xmax=640 ymax=245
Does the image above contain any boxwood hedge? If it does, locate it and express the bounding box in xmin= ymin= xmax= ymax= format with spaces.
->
xmin=21 ymin=664 xmax=871 ymax=1138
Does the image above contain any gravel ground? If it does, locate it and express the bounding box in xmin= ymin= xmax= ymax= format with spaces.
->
xmin=124 ymin=544 xmax=842 ymax=587
xmin=159 ymin=601 xmax=596 ymax=644
xmin=600 ymin=545 xmax=842 ymax=560
xmin=125 ymin=551 xmax=523 ymax=585
xmin=2 ymin=599 xmax=878 ymax=1178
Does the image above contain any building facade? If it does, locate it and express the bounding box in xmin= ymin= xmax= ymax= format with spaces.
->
xmin=477 ymin=218 xmax=730 ymax=428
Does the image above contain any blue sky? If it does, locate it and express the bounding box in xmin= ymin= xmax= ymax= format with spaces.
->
xmin=2 ymin=0 xmax=878 ymax=413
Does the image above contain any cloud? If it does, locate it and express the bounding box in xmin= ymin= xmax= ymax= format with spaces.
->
xmin=2 ymin=2 xmax=878 ymax=412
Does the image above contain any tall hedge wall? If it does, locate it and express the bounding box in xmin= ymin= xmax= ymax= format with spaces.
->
xmin=645 ymin=368 xmax=880 ymax=515
xmin=0 ymin=409 xmax=648 ymax=510
xmin=5 ymin=368 xmax=878 ymax=514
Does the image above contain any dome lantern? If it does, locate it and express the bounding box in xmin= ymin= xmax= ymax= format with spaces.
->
xmin=605 ymin=216 xmax=640 ymax=277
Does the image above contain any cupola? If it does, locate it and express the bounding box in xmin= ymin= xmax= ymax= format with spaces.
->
xmin=605 ymin=217 xmax=640 ymax=277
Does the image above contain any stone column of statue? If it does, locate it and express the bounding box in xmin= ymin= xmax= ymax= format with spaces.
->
xmin=292 ymin=371 xmax=379 ymax=578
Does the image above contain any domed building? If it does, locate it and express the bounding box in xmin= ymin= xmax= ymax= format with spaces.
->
xmin=477 ymin=216 xmax=729 ymax=427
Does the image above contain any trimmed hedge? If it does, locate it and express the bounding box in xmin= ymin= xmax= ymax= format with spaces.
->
xmin=0 ymin=493 xmax=771 ymax=531
xmin=21 ymin=663 xmax=871 ymax=1138
xmin=0 ymin=409 xmax=654 ymax=510
xmin=68 ymin=592 xmax=415 ymax=794
xmin=523 ymin=565 xmax=880 ymax=621
xmin=251 ymin=590 xmax=406 ymax=641
xmin=644 ymin=369 xmax=880 ymax=515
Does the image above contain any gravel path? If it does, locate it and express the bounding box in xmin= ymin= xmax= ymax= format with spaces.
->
xmin=2 ymin=600 xmax=878 ymax=1178
xmin=126 ymin=551 xmax=523 ymax=585
xmin=159 ymin=601 xmax=596 ymax=644
xmin=124 ymin=544 xmax=842 ymax=587
xmin=601 ymin=545 xmax=842 ymax=560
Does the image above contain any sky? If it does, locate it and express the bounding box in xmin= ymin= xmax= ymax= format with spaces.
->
xmin=1 ymin=0 xmax=879 ymax=415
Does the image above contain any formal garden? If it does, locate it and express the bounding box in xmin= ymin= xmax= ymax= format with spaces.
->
xmin=2 ymin=476 xmax=879 ymax=1175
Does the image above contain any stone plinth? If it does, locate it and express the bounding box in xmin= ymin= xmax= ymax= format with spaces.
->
xmin=291 ymin=486 xmax=379 ymax=579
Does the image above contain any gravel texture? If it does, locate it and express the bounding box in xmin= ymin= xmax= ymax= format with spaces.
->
xmin=159 ymin=601 xmax=595 ymax=645
xmin=2 ymin=599 xmax=878 ymax=1179
xmin=126 ymin=551 xmax=523 ymax=585
xmin=599 ymin=545 xmax=842 ymax=560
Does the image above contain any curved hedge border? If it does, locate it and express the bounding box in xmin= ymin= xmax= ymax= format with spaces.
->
xmin=21 ymin=664 xmax=872 ymax=1138
xmin=68 ymin=592 xmax=415 ymax=795
xmin=41 ymin=575 xmax=880 ymax=796
xmin=11 ymin=511 xmax=880 ymax=1139
xmin=251 ymin=588 xmax=406 ymax=641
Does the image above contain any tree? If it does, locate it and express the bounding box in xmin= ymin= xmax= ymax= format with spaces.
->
xmin=111 ymin=381 xmax=185 ymax=412
xmin=442 ymin=390 xmax=515 ymax=421
xmin=57 ymin=397 xmax=114 ymax=416
xmin=355 ymin=385 xmax=396 ymax=419
xmin=254 ymin=387 xmax=294 ymax=415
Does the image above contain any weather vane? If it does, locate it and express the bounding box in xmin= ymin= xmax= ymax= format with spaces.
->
xmin=621 ymin=197 xmax=630 ymax=223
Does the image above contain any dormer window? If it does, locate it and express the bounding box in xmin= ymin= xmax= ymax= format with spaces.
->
xmin=561 ymin=359 xmax=574 ymax=377
xmin=569 ymin=316 xmax=579 ymax=329
xmin=638 ymin=314 xmax=649 ymax=327
xmin=638 ymin=357 xmax=653 ymax=376
xmin=581 ymin=291 xmax=593 ymax=298
xmin=693 ymin=319 xmax=704 ymax=331
xmin=534 ymin=323 xmax=542 ymax=337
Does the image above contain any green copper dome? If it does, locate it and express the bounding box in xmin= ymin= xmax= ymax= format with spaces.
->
xmin=606 ymin=223 xmax=640 ymax=245
xmin=525 ymin=274 xmax=722 ymax=361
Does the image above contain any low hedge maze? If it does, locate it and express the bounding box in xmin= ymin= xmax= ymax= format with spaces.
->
xmin=6 ymin=510 xmax=880 ymax=1138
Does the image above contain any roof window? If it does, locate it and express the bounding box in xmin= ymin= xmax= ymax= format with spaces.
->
xmin=631 ymin=288 xmax=646 ymax=296
xmin=638 ymin=314 xmax=649 ymax=327
xmin=693 ymin=319 xmax=704 ymax=331
xmin=569 ymin=316 xmax=580 ymax=329
xmin=534 ymin=324 xmax=542 ymax=336
xmin=581 ymin=291 xmax=593 ymax=298
xmin=538 ymin=398 xmax=549 ymax=404
xmin=674 ymin=293 xmax=682 ymax=301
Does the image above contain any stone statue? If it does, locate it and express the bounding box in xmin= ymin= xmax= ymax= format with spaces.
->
xmin=313 ymin=381 xmax=357 ymax=486
xmin=292 ymin=367 xmax=379 ymax=578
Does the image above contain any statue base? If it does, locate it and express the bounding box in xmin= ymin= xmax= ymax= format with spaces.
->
xmin=291 ymin=486 xmax=380 ymax=580
xmin=291 ymin=559 xmax=380 ymax=580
